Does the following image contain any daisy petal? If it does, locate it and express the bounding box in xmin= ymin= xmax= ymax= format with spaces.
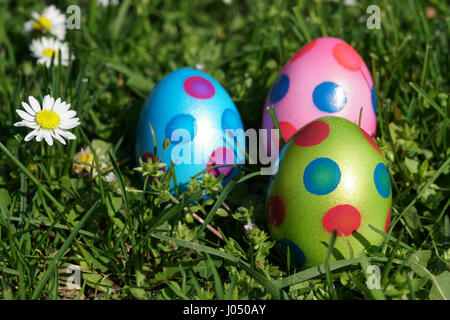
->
xmin=14 ymin=121 xmax=38 ymax=129
xmin=51 ymin=131 xmax=66 ymax=145
xmin=60 ymin=110 xmax=77 ymax=120
xmin=43 ymin=95 xmax=55 ymax=110
xmin=56 ymin=129 xmax=76 ymax=140
xmin=44 ymin=131 xmax=53 ymax=146
xmin=16 ymin=109 xmax=35 ymax=122
xmin=21 ymin=101 xmax=36 ymax=116
xmin=24 ymin=129 xmax=39 ymax=142
xmin=28 ymin=96 xmax=41 ymax=113
xmin=59 ymin=120 xmax=80 ymax=130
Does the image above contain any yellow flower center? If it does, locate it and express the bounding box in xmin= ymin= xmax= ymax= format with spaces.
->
xmin=33 ymin=16 xmax=52 ymax=31
xmin=35 ymin=110 xmax=60 ymax=130
xmin=43 ymin=48 xmax=59 ymax=58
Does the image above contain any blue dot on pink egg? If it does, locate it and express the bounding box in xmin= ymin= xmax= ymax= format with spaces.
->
xmin=184 ymin=76 xmax=215 ymax=99
xmin=374 ymin=163 xmax=390 ymax=198
xmin=371 ymin=85 xmax=377 ymax=114
xmin=313 ymin=81 xmax=347 ymax=113
xmin=270 ymin=74 xmax=289 ymax=103
xmin=303 ymin=157 xmax=341 ymax=195
xmin=165 ymin=114 xmax=197 ymax=144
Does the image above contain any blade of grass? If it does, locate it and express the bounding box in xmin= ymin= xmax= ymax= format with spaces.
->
xmin=205 ymin=253 xmax=224 ymax=300
xmin=31 ymin=200 xmax=99 ymax=299
xmin=0 ymin=142 xmax=64 ymax=212
xmin=324 ymin=230 xmax=337 ymax=300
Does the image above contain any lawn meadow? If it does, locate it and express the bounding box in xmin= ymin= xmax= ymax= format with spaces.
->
xmin=0 ymin=0 xmax=449 ymax=300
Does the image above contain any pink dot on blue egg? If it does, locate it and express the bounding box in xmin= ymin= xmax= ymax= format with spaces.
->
xmin=303 ymin=157 xmax=341 ymax=195
xmin=313 ymin=81 xmax=347 ymax=113
xmin=207 ymin=147 xmax=235 ymax=177
xmin=270 ymin=74 xmax=289 ymax=103
xmin=374 ymin=163 xmax=390 ymax=198
xmin=183 ymin=76 xmax=215 ymax=99
xmin=276 ymin=238 xmax=306 ymax=267
xmin=165 ymin=114 xmax=197 ymax=144
xmin=371 ymin=85 xmax=377 ymax=114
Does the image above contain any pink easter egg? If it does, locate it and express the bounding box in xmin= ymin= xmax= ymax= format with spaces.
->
xmin=262 ymin=37 xmax=377 ymax=150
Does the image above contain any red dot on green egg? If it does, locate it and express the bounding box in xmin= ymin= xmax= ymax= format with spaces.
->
xmin=184 ymin=76 xmax=215 ymax=99
xmin=360 ymin=128 xmax=381 ymax=153
xmin=312 ymin=81 xmax=347 ymax=113
xmin=332 ymin=42 xmax=363 ymax=71
xmin=294 ymin=121 xmax=330 ymax=147
xmin=385 ymin=207 xmax=392 ymax=233
xmin=279 ymin=121 xmax=297 ymax=143
xmin=267 ymin=195 xmax=285 ymax=227
xmin=303 ymin=157 xmax=341 ymax=195
xmin=291 ymin=39 xmax=317 ymax=62
xmin=270 ymin=74 xmax=290 ymax=104
xmin=322 ymin=204 xmax=361 ymax=236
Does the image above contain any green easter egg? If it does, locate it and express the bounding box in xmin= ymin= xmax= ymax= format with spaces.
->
xmin=267 ymin=116 xmax=392 ymax=267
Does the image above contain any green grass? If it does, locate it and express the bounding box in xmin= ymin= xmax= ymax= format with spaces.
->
xmin=0 ymin=0 xmax=449 ymax=300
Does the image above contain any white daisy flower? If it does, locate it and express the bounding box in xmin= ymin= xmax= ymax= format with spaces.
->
xmin=14 ymin=95 xmax=81 ymax=146
xmin=29 ymin=37 xmax=72 ymax=67
xmin=24 ymin=5 xmax=66 ymax=40
xmin=98 ymin=0 xmax=120 ymax=6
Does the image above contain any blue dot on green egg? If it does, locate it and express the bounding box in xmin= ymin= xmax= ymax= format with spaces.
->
xmin=374 ymin=163 xmax=390 ymax=198
xmin=303 ymin=157 xmax=341 ymax=195
xmin=276 ymin=238 xmax=306 ymax=267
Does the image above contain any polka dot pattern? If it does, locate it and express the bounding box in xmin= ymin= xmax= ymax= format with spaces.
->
xmin=374 ymin=163 xmax=391 ymax=198
xmin=270 ymin=74 xmax=290 ymax=104
xmin=207 ymin=147 xmax=234 ymax=177
xmin=333 ymin=42 xmax=363 ymax=71
xmin=278 ymin=121 xmax=297 ymax=142
xmin=294 ymin=121 xmax=330 ymax=147
xmin=312 ymin=81 xmax=347 ymax=113
xmin=267 ymin=195 xmax=285 ymax=226
xmin=221 ymin=108 xmax=242 ymax=132
xmin=385 ymin=207 xmax=392 ymax=233
xmin=276 ymin=238 xmax=306 ymax=267
xmin=360 ymin=128 xmax=381 ymax=153
xmin=303 ymin=158 xmax=341 ymax=195
xmin=184 ymin=76 xmax=215 ymax=99
xmin=322 ymin=204 xmax=361 ymax=236
xmin=165 ymin=114 xmax=197 ymax=144
xmin=291 ymin=40 xmax=317 ymax=62
xmin=371 ymin=85 xmax=378 ymax=114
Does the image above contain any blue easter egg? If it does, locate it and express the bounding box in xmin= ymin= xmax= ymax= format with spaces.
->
xmin=135 ymin=68 xmax=246 ymax=192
